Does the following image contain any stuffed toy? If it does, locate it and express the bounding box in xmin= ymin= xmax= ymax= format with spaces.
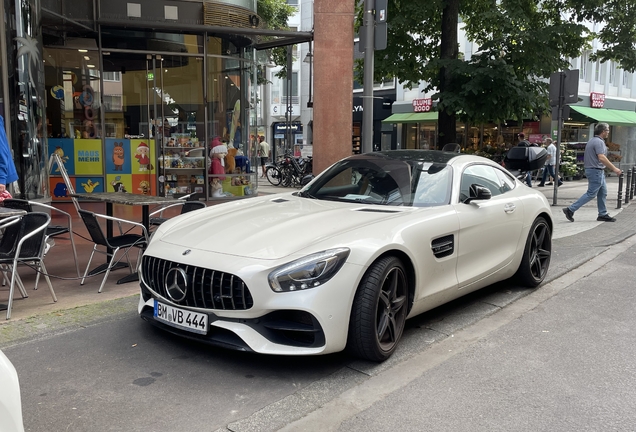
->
xmin=211 ymin=178 xmax=224 ymax=198
xmin=209 ymin=137 xmax=227 ymax=180
xmin=225 ymin=147 xmax=237 ymax=174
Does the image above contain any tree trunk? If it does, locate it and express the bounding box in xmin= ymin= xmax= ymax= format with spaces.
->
xmin=438 ymin=0 xmax=460 ymax=147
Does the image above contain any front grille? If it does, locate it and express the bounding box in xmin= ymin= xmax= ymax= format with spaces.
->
xmin=141 ymin=255 xmax=254 ymax=310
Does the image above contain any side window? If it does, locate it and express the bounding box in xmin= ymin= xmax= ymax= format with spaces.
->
xmin=495 ymin=168 xmax=516 ymax=193
xmin=461 ymin=165 xmax=506 ymax=199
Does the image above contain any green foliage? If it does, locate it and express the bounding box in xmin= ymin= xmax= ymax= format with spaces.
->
xmin=257 ymin=0 xmax=296 ymax=81
xmin=358 ymin=0 xmax=636 ymax=139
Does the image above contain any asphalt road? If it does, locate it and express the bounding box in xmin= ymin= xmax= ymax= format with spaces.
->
xmin=5 ymin=312 xmax=347 ymax=431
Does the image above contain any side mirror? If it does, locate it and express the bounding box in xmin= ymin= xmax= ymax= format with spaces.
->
xmin=464 ymin=184 xmax=491 ymax=204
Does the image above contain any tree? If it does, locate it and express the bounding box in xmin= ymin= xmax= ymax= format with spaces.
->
xmin=257 ymin=0 xmax=296 ymax=80
xmin=358 ymin=0 xmax=636 ymax=146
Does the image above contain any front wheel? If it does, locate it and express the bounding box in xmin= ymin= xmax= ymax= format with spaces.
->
xmin=347 ymin=256 xmax=409 ymax=362
xmin=515 ymin=216 xmax=551 ymax=287
xmin=266 ymin=166 xmax=282 ymax=186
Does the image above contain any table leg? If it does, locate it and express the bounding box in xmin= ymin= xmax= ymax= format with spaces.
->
xmin=116 ymin=204 xmax=149 ymax=284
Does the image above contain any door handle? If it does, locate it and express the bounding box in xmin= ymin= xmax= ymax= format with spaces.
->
xmin=504 ymin=203 xmax=516 ymax=213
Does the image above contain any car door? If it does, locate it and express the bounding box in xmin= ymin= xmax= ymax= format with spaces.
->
xmin=454 ymin=164 xmax=524 ymax=289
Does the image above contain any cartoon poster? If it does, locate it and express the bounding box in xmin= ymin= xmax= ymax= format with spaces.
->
xmin=105 ymin=138 xmax=132 ymax=174
xmin=106 ymin=174 xmax=132 ymax=193
xmin=49 ymin=176 xmax=73 ymax=201
xmin=48 ymin=138 xmax=75 ymax=175
xmin=74 ymin=139 xmax=103 ymax=175
xmin=132 ymin=174 xmax=156 ymax=195
xmin=75 ymin=177 xmax=104 ymax=194
xmin=130 ymin=139 xmax=155 ymax=173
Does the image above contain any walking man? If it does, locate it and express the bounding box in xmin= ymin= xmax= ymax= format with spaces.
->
xmin=537 ymin=138 xmax=562 ymax=187
xmin=562 ymin=122 xmax=622 ymax=222
xmin=258 ymin=135 xmax=270 ymax=178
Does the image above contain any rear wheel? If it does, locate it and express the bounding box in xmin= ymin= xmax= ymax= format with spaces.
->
xmin=515 ymin=216 xmax=551 ymax=287
xmin=266 ymin=166 xmax=282 ymax=186
xmin=348 ymin=256 xmax=408 ymax=362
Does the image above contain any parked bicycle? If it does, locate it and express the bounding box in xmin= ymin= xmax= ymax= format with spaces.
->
xmin=266 ymin=153 xmax=313 ymax=187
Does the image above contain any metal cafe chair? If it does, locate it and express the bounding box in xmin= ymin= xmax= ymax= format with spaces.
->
xmin=2 ymin=199 xmax=80 ymax=281
xmin=77 ymin=209 xmax=148 ymax=293
xmin=148 ymin=200 xmax=206 ymax=228
xmin=0 ymin=212 xmax=57 ymax=320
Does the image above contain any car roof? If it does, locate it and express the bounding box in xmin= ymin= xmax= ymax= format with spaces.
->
xmin=347 ymin=150 xmax=466 ymax=165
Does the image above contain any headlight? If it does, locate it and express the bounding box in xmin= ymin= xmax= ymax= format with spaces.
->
xmin=268 ymin=248 xmax=350 ymax=292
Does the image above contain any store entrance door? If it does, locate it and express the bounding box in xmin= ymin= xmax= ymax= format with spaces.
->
xmin=105 ymin=52 xmax=205 ymax=197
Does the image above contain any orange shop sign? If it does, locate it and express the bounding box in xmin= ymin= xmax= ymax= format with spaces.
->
xmin=412 ymin=98 xmax=432 ymax=112
xmin=590 ymin=92 xmax=605 ymax=108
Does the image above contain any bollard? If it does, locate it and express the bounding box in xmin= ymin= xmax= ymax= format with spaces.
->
xmin=631 ymin=166 xmax=636 ymax=201
xmin=617 ymin=171 xmax=623 ymax=209
xmin=626 ymin=169 xmax=632 ymax=204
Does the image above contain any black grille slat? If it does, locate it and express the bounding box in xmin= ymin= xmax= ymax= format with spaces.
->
xmin=141 ymin=256 xmax=253 ymax=311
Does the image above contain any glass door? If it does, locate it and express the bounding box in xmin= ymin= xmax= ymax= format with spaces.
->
xmin=104 ymin=52 xmax=205 ymax=197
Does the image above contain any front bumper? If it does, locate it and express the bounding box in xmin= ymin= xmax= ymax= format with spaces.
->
xmin=137 ymin=249 xmax=364 ymax=356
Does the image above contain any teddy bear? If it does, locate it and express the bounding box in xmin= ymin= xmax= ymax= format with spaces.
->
xmin=225 ymin=147 xmax=237 ymax=174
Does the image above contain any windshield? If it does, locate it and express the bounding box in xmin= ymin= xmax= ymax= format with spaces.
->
xmin=300 ymin=157 xmax=452 ymax=207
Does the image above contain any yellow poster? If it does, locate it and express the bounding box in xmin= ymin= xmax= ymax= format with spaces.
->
xmin=130 ymin=139 xmax=156 ymax=174
xmin=74 ymin=139 xmax=103 ymax=175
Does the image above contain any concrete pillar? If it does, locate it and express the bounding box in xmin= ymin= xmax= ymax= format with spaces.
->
xmin=313 ymin=0 xmax=354 ymax=174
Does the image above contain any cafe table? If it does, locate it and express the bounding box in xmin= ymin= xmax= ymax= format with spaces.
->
xmin=70 ymin=192 xmax=183 ymax=284
xmin=0 ymin=207 xmax=28 ymax=310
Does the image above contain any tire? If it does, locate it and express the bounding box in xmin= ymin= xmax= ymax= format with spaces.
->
xmin=515 ymin=216 xmax=551 ymax=287
xmin=347 ymin=256 xmax=409 ymax=362
xmin=266 ymin=166 xmax=282 ymax=186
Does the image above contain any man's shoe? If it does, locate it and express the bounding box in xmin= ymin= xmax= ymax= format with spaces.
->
xmin=563 ymin=207 xmax=574 ymax=222
xmin=558 ymin=180 xmax=563 ymax=186
xmin=597 ymin=214 xmax=616 ymax=222
xmin=537 ymin=183 xmax=545 ymax=187
xmin=546 ymin=182 xmax=554 ymax=185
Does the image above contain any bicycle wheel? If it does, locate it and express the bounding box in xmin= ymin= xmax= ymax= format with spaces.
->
xmin=266 ymin=166 xmax=282 ymax=186
xmin=281 ymin=165 xmax=294 ymax=187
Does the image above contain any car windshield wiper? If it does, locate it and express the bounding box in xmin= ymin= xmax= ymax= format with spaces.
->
xmin=297 ymin=190 xmax=316 ymax=199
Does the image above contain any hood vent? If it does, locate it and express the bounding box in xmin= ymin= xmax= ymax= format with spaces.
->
xmin=271 ymin=198 xmax=289 ymax=203
xmin=354 ymin=208 xmax=400 ymax=214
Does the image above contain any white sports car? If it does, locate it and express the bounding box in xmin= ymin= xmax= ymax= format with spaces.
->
xmin=138 ymin=150 xmax=552 ymax=361
xmin=0 ymin=349 xmax=25 ymax=432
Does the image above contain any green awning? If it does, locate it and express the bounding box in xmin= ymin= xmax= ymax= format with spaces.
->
xmin=382 ymin=112 xmax=439 ymax=123
xmin=569 ymin=106 xmax=636 ymax=127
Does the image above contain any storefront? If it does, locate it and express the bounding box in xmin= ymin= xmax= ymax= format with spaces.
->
xmin=2 ymin=0 xmax=310 ymax=202
xmin=272 ymin=121 xmax=303 ymax=159
xmin=352 ymin=93 xmax=395 ymax=153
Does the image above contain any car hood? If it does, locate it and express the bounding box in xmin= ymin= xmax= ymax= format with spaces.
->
xmin=155 ymin=194 xmax=409 ymax=260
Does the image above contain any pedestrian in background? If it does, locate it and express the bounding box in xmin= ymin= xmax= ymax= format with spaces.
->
xmin=0 ymin=115 xmax=18 ymax=198
xmin=258 ymin=135 xmax=270 ymax=178
xmin=516 ymin=133 xmax=534 ymax=187
xmin=537 ymin=138 xmax=563 ymax=187
xmin=563 ymin=122 xmax=622 ymax=223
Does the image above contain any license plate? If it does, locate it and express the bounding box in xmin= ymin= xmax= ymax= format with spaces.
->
xmin=154 ymin=300 xmax=208 ymax=335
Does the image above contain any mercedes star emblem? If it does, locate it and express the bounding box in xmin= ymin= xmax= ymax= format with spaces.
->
xmin=164 ymin=267 xmax=189 ymax=302
xmin=183 ymin=249 xmax=191 ymax=256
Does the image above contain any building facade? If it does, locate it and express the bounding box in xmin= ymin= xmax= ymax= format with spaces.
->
xmin=2 ymin=0 xmax=309 ymax=202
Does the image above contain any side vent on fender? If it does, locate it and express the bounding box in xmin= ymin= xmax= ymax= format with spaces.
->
xmin=431 ymin=235 xmax=454 ymax=258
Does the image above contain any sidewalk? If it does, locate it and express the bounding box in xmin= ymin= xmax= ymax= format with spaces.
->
xmin=0 ymin=175 xmax=632 ymax=324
